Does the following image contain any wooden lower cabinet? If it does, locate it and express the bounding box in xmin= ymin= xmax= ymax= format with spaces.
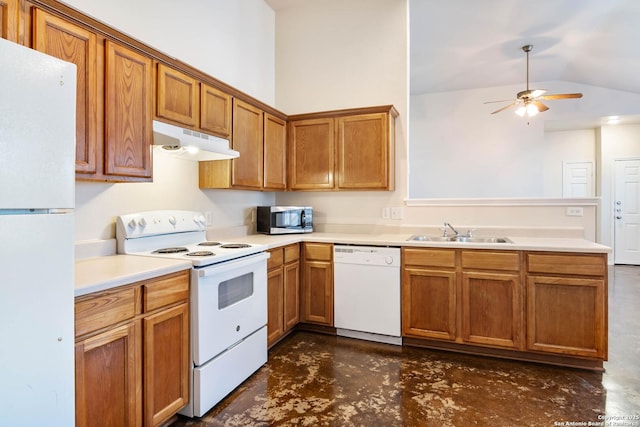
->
xmin=525 ymin=250 xmax=607 ymax=359
xmin=460 ymin=250 xmax=522 ymax=349
xmin=74 ymin=270 xmax=190 ymax=427
xmin=461 ymin=271 xmax=521 ymax=348
xmin=143 ymin=303 xmax=189 ymax=426
xmin=402 ymin=248 xmax=608 ymax=369
xmin=75 ymin=321 xmax=141 ymax=427
xmin=300 ymin=242 xmax=333 ymax=326
xmin=526 ymin=275 xmax=605 ymax=358
xmin=402 ymin=267 xmax=456 ymax=340
xmin=267 ymin=244 xmax=300 ymax=346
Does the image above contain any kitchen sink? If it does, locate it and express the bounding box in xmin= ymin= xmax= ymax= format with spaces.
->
xmin=407 ymin=235 xmax=512 ymax=244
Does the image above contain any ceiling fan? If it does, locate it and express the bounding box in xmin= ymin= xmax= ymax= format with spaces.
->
xmin=486 ymin=44 xmax=583 ymax=117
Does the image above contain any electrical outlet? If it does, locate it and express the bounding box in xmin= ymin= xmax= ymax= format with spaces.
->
xmin=205 ymin=211 xmax=214 ymax=225
xmin=566 ymin=207 xmax=584 ymax=217
xmin=391 ymin=207 xmax=404 ymax=220
xmin=250 ymin=208 xmax=256 ymax=223
xmin=382 ymin=207 xmax=390 ymax=219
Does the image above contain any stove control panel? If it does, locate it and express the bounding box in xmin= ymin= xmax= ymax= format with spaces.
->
xmin=117 ymin=210 xmax=207 ymax=239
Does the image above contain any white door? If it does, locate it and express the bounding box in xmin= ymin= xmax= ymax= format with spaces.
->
xmin=563 ymin=161 xmax=594 ymax=197
xmin=614 ymin=159 xmax=640 ymax=265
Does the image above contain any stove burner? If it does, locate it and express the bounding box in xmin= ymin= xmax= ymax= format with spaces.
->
xmin=219 ymin=243 xmax=252 ymax=249
xmin=186 ymin=251 xmax=215 ymax=257
xmin=153 ymin=247 xmax=188 ymax=254
xmin=198 ymin=241 xmax=221 ymax=247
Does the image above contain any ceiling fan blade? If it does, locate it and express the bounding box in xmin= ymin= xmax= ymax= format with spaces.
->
xmin=484 ymin=99 xmax=516 ymax=104
xmin=490 ymin=101 xmax=518 ymax=114
xmin=538 ymin=93 xmax=583 ymax=100
xmin=532 ymin=100 xmax=549 ymax=112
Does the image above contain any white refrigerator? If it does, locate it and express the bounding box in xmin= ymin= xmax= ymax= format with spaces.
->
xmin=0 ymin=38 xmax=76 ymax=426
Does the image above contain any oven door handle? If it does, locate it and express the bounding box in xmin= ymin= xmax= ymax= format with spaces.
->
xmin=197 ymin=251 xmax=269 ymax=277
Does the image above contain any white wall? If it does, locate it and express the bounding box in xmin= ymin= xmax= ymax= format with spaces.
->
xmin=63 ymin=0 xmax=275 ymax=104
xmin=543 ymin=129 xmax=596 ymax=198
xmin=273 ymin=0 xmax=410 ymax=225
xmin=410 ymin=81 xmax=640 ymax=199
xmin=271 ymin=0 xmax=602 ymax=241
xmin=66 ymin=0 xmax=277 ymax=244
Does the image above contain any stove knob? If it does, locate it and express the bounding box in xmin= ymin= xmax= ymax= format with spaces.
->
xmin=138 ymin=217 xmax=147 ymax=228
xmin=127 ymin=218 xmax=137 ymax=229
xmin=168 ymin=216 xmax=177 ymax=226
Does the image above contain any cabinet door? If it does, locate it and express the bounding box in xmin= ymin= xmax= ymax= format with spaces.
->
xmin=264 ymin=113 xmax=287 ymax=190
xmin=461 ymin=271 xmax=522 ymax=349
xmin=32 ymin=9 xmax=98 ymax=174
xmin=231 ymin=99 xmax=263 ymax=188
xmin=301 ymin=260 xmax=333 ymax=325
xmin=156 ymin=63 xmax=198 ymax=127
xmin=288 ymin=118 xmax=334 ymax=190
xmin=267 ymin=266 xmax=285 ymax=346
xmin=0 ymin=0 xmax=18 ymax=42
xmin=200 ymin=83 xmax=231 ymax=138
xmin=143 ymin=303 xmax=189 ymax=427
xmin=283 ymin=260 xmax=300 ymax=331
xmin=75 ymin=321 xmax=142 ymax=427
xmin=337 ymin=113 xmax=391 ymax=190
xmin=104 ymin=40 xmax=153 ymax=178
xmin=402 ymin=268 xmax=456 ymax=340
xmin=527 ymin=275 xmax=606 ymax=358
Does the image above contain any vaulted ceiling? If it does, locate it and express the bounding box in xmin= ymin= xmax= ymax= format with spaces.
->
xmin=410 ymin=0 xmax=640 ymax=95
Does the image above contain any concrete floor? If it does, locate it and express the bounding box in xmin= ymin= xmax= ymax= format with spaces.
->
xmin=174 ymin=265 xmax=640 ymax=426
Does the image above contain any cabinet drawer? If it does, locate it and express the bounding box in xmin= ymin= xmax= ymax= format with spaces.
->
xmin=527 ymin=253 xmax=606 ymax=277
xmin=75 ymin=287 xmax=138 ymax=337
xmin=284 ymin=244 xmax=300 ymax=263
xmin=304 ymin=243 xmax=332 ymax=261
xmin=403 ymin=248 xmax=455 ymax=268
xmin=461 ymin=250 xmax=520 ymax=271
xmin=268 ymin=247 xmax=284 ymax=270
xmin=144 ymin=271 xmax=190 ymax=312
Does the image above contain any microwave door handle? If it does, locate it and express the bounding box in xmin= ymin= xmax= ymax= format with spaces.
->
xmin=301 ymin=210 xmax=306 ymax=228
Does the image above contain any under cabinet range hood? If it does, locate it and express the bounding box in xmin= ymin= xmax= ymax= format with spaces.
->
xmin=152 ymin=120 xmax=239 ymax=161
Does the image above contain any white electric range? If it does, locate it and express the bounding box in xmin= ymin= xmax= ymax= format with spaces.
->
xmin=116 ymin=210 xmax=269 ymax=418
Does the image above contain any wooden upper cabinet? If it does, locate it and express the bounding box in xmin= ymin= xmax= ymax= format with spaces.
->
xmin=231 ymin=98 xmax=264 ymax=189
xmin=288 ymin=105 xmax=397 ymax=191
xmin=288 ymin=118 xmax=334 ymax=190
xmin=200 ymin=83 xmax=232 ymax=138
xmin=337 ymin=112 xmax=393 ymax=190
xmin=264 ymin=113 xmax=287 ymax=190
xmin=156 ymin=63 xmax=198 ymax=127
xmin=32 ymin=9 xmax=98 ymax=174
xmin=104 ymin=40 xmax=153 ymax=179
xmin=0 ymin=0 xmax=19 ymax=42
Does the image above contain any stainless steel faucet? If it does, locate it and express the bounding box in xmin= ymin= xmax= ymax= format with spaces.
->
xmin=443 ymin=222 xmax=474 ymax=238
xmin=444 ymin=222 xmax=459 ymax=236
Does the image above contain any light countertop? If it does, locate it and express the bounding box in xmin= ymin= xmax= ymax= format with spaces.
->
xmin=75 ymin=255 xmax=191 ymax=297
xmin=75 ymin=232 xmax=610 ymax=297
xmin=214 ymin=232 xmax=612 ymax=254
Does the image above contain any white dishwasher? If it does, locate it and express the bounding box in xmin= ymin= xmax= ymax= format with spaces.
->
xmin=334 ymin=245 xmax=401 ymax=345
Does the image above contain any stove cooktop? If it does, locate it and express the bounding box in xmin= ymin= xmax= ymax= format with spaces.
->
xmin=128 ymin=240 xmax=266 ymax=267
xmin=116 ymin=211 xmax=267 ymax=267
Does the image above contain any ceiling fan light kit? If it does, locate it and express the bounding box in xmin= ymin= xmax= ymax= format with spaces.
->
xmin=485 ymin=44 xmax=583 ymax=117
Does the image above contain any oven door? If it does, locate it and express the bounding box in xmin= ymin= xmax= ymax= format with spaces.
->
xmin=192 ymin=252 xmax=269 ymax=366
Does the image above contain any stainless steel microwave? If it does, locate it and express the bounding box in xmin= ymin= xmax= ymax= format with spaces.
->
xmin=257 ymin=206 xmax=313 ymax=234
